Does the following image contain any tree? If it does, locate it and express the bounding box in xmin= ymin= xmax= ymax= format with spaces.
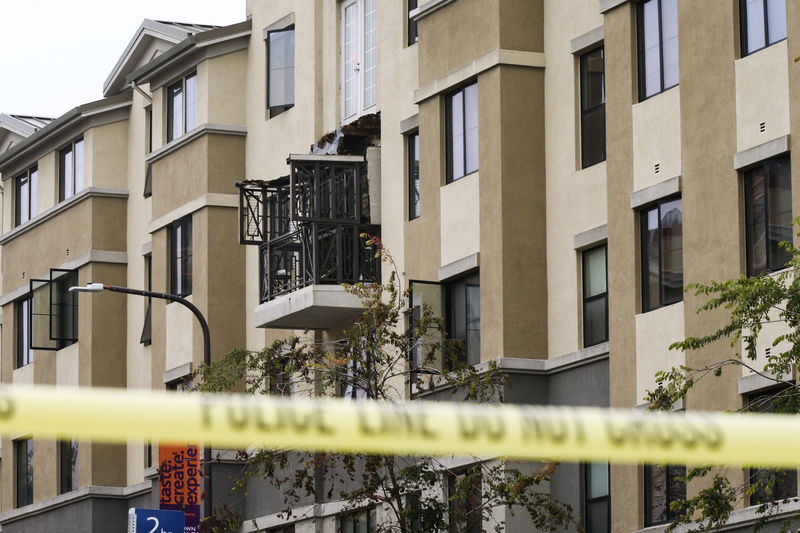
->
xmin=646 ymin=236 xmax=800 ymax=532
xmin=197 ymin=236 xmax=576 ymax=533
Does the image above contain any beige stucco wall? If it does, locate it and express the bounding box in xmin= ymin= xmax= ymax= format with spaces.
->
xmin=86 ymin=121 xmax=130 ymax=190
xmin=635 ymin=302 xmax=685 ymax=404
xmin=735 ymin=40 xmax=790 ymax=152
xmin=205 ymin=50 xmax=248 ymax=127
xmin=632 ymin=86 xmax=682 ymax=191
xmin=440 ymin=173 xmax=479 ymax=266
xmin=544 ymin=1 xmax=605 ymax=357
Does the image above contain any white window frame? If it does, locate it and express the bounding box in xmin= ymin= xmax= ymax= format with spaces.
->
xmin=340 ymin=0 xmax=377 ymax=124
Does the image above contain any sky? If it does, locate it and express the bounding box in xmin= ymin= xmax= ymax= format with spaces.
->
xmin=0 ymin=0 xmax=245 ymax=118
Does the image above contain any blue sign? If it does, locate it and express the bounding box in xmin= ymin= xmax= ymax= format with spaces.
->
xmin=128 ymin=508 xmax=185 ymax=533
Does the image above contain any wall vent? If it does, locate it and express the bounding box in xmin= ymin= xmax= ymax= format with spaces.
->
xmin=765 ymin=346 xmax=771 ymax=357
xmin=654 ymin=163 xmax=660 ymax=174
xmin=759 ymin=121 xmax=766 ymax=133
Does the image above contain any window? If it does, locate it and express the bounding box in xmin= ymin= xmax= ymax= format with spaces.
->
xmin=445 ymin=273 xmax=480 ymax=367
xmin=59 ymin=438 xmax=78 ymax=494
xmin=15 ymin=439 xmax=33 ymax=508
xmin=744 ymin=155 xmax=792 ymax=276
xmin=407 ymin=132 xmax=420 ymax=220
xmin=341 ymin=0 xmax=377 ymax=122
xmin=28 ymin=269 xmax=78 ymax=351
xmin=644 ymin=465 xmax=685 ymax=526
xmin=140 ymin=254 xmax=152 ymax=345
xmin=641 ymin=197 xmax=683 ymax=311
xmin=16 ymin=297 xmax=32 ymax=368
xmin=58 ymin=137 xmax=84 ymax=201
xmin=170 ymin=217 xmax=192 ymax=297
xmin=166 ymin=73 xmax=197 ymax=142
xmin=267 ymin=26 xmax=295 ymax=117
xmin=746 ymin=391 xmax=797 ymax=505
xmin=637 ymin=0 xmax=679 ymax=100
xmin=448 ymin=468 xmax=482 ymax=533
xmin=584 ymin=462 xmax=610 ymax=533
xmin=15 ymin=166 xmax=38 ymax=226
xmin=446 ymin=82 xmax=479 ymax=183
xmin=407 ymin=0 xmax=419 ymax=45
xmin=741 ymin=0 xmax=787 ymax=56
xmin=340 ymin=508 xmax=376 ymax=533
xmin=580 ymin=47 xmax=606 ymax=168
xmin=583 ymin=245 xmax=608 ymax=347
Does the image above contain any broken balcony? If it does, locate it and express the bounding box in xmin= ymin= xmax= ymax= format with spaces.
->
xmin=237 ymin=154 xmax=381 ymax=329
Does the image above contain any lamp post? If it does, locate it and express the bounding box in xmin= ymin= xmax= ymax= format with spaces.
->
xmin=69 ymin=282 xmax=213 ymax=523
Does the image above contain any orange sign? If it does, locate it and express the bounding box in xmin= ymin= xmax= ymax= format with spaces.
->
xmin=159 ymin=444 xmax=201 ymax=532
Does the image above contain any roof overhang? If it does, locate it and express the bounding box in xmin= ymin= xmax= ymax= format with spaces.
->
xmin=103 ymin=19 xmax=221 ymax=97
xmin=127 ymin=20 xmax=252 ymax=90
xmin=0 ymin=91 xmax=133 ymax=178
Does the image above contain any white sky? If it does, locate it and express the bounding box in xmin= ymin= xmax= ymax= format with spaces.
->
xmin=0 ymin=0 xmax=245 ymax=118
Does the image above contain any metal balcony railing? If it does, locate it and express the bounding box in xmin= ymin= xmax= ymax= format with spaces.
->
xmin=259 ymin=223 xmax=381 ymax=303
xmin=238 ymin=155 xmax=381 ymax=304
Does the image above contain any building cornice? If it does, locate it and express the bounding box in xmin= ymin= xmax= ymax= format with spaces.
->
xmin=0 ymin=187 xmax=128 ymax=245
xmin=0 ymin=482 xmax=151 ymax=525
xmin=414 ymin=49 xmax=545 ymax=104
xmin=0 ymin=92 xmax=133 ymax=174
xmin=145 ymin=123 xmax=247 ymax=165
xmin=0 ymin=250 xmax=128 ymax=307
xmin=148 ymin=193 xmax=238 ymax=234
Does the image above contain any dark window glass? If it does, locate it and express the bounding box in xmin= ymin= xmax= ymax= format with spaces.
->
xmin=584 ymin=462 xmax=610 ymax=533
xmin=408 ymin=0 xmax=419 ymax=45
xmin=746 ymin=391 xmax=797 ymax=504
xmin=15 ymin=439 xmax=33 ymax=508
xmin=59 ymin=438 xmax=78 ymax=494
xmin=408 ymin=132 xmax=420 ymax=220
xmin=166 ymin=73 xmax=197 ymax=142
xmin=16 ymin=297 xmax=32 ymax=368
xmin=446 ymin=82 xmax=479 ymax=183
xmin=637 ymin=0 xmax=679 ymax=100
xmin=580 ymin=47 xmax=606 ymax=168
xmin=645 ymin=465 xmax=686 ymax=526
xmin=52 ymin=271 xmax=78 ymax=348
xmin=145 ymin=442 xmax=153 ymax=469
xmin=741 ymin=0 xmax=787 ymax=56
xmin=59 ymin=137 xmax=84 ymax=202
xmin=341 ymin=508 xmax=376 ymax=533
xmin=445 ymin=273 xmax=480 ymax=366
xmin=146 ymin=107 xmax=153 ymax=153
xmin=641 ymin=197 xmax=683 ymax=311
xmin=170 ymin=217 xmax=193 ymax=297
xmin=268 ymin=27 xmax=295 ymax=116
xmin=745 ymin=155 xmax=792 ymax=276
xmin=583 ymin=245 xmax=608 ymax=347
xmin=15 ymin=166 xmax=38 ymax=226
xmin=448 ymin=468 xmax=482 ymax=533
xmin=140 ymin=254 xmax=152 ymax=345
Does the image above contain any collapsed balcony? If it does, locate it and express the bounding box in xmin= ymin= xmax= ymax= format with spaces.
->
xmin=237 ymin=154 xmax=381 ymax=329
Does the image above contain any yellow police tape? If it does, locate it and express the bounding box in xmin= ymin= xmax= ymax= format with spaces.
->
xmin=0 ymin=384 xmax=795 ymax=466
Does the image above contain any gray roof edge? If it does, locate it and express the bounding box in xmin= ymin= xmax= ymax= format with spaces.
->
xmin=126 ymin=19 xmax=251 ymax=85
xmin=103 ymin=19 xmax=194 ymax=97
xmin=0 ymin=114 xmax=36 ymax=137
xmin=0 ymin=90 xmax=133 ymax=169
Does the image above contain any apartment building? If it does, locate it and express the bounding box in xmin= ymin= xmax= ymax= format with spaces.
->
xmin=0 ymin=0 xmax=796 ymax=532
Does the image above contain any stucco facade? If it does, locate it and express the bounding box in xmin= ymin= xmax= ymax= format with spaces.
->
xmin=0 ymin=0 xmax=796 ymax=531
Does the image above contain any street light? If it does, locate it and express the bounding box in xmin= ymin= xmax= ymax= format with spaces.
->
xmin=69 ymin=283 xmax=210 ymax=366
xmin=69 ymin=282 xmax=213 ymax=521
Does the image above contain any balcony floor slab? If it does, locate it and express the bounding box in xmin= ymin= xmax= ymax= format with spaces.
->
xmin=254 ymin=285 xmax=365 ymax=330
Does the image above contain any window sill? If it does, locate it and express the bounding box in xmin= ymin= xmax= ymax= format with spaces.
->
xmin=445 ymin=170 xmax=478 ymax=185
xmin=146 ymin=123 xmax=247 ymax=165
xmin=637 ymin=83 xmax=679 ymax=105
xmin=741 ymin=37 xmax=787 ymax=59
xmin=640 ymin=298 xmax=682 ymax=315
